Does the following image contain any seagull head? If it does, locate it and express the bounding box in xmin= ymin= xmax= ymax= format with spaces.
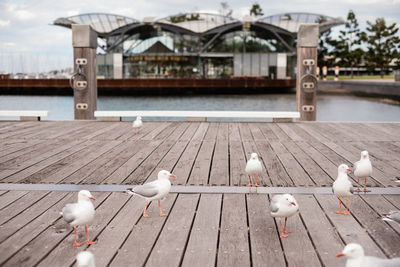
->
xmin=76 ymin=251 xmax=95 ymax=267
xmin=158 ymin=170 xmax=176 ymax=180
xmin=136 ymin=116 xmax=142 ymax=121
xmin=78 ymin=190 xmax=96 ymax=202
xmin=283 ymin=194 xmax=297 ymax=207
xmin=338 ymin=164 xmax=352 ymax=174
xmin=250 ymin=153 xmax=258 ymax=160
xmin=361 ymin=150 xmax=369 ymax=160
xmin=336 ymin=243 xmax=364 ymax=259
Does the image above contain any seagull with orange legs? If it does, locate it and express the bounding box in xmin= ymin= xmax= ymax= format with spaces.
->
xmin=270 ymin=194 xmax=298 ymax=238
xmin=333 ymin=164 xmax=354 ymax=215
xmin=245 ymin=152 xmax=263 ymax=187
xmin=126 ymin=170 xmax=176 ymax=217
xmin=353 ymin=150 xmax=372 ymax=193
xmin=60 ymin=190 xmax=97 ymax=247
xmin=132 ymin=116 xmax=143 ymax=133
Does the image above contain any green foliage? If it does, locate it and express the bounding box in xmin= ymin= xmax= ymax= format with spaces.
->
xmin=318 ymin=29 xmax=336 ymax=67
xmin=331 ymin=10 xmax=364 ymax=77
xmin=364 ymin=18 xmax=400 ymax=76
xmin=169 ymin=13 xmax=200 ymax=23
xmin=249 ymin=3 xmax=264 ymax=16
xmin=219 ymin=2 xmax=233 ymax=18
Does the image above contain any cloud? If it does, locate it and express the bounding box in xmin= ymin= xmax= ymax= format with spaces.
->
xmin=0 ymin=19 xmax=10 ymax=27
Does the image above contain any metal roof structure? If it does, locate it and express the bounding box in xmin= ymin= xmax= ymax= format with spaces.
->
xmin=54 ymin=12 xmax=344 ymax=53
xmin=258 ymin=12 xmax=344 ymax=34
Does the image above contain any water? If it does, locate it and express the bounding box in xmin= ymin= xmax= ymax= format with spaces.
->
xmin=0 ymin=94 xmax=400 ymax=122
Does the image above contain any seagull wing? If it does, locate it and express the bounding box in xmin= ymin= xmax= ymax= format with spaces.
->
xmin=270 ymin=195 xmax=282 ymax=213
xmin=61 ymin=203 xmax=78 ymax=223
xmin=129 ymin=183 xmax=159 ymax=198
xmin=383 ymin=211 xmax=400 ymax=224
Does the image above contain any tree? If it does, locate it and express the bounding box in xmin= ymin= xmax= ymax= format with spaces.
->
xmin=219 ymin=2 xmax=232 ymax=18
xmin=250 ymin=3 xmax=264 ymax=17
xmin=364 ymin=18 xmax=400 ymax=78
xmin=317 ymin=16 xmax=336 ymax=68
xmin=332 ymin=10 xmax=364 ymax=78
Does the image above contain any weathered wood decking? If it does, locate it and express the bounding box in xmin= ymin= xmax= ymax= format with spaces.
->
xmin=0 ymin=121 xmax=399 ymax=266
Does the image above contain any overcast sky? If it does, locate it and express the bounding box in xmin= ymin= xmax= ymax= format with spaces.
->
xmin=0 ymin=0 xmax=399 ymax=73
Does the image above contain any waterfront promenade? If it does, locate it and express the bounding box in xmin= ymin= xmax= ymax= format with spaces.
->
xmin=0 ymin=121 xmax=399 ymax=266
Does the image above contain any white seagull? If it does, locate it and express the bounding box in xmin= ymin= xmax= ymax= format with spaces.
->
xmin=76 ymin=251 xmax=95 ymax=267
xmin=126 ymin=170 xmax=176 ymax=217
xmin=332 ymin=164 xmax=354 ymax=215
xmin=60 ymin=190 xmax=97 ymax=247
xmin=336 ymin=243 xmax=400 ymax=267
xmin=382 ymin=210 xmax=400 ymax=225
xmin=353 ymin=150 xmax=372 ymax=192
xmin=132 ymin=116 xmax=143 ymax=133
xmin=245 ymin=152 xmax=263 ymax=187
xmin=270 ymin=194 xmax=299 ymax=238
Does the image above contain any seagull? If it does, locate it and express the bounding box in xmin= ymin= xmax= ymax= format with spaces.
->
xmin=332 ymin=164 xmax=354 ymax=215
xmin=60 ymin=190 xmax=97 ymax=247
xmin=126 ymin=170 xmax=176 ymax=218
xmin=245 ymin=152 xmax=263 ymax=187
xmin=396 ymin=177 xmax=400 ymax=183
xmin=382 ymin=211 xmax=400 ymax=225
xmin=353 ymin=150 xmax=372 ymax=193
xmin=132 ymin=116 xmax=143 ymax=133
xmin=336 ymin=243 xmax=400 ymax=267
xmin=76 ymin=251 xmax=95 ymax=267
xmin=270 ymin=194 xmax=298 ymax=238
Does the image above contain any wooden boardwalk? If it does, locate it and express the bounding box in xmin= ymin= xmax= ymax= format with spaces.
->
xmin=0 ymin=121 xmax=399 ymax=266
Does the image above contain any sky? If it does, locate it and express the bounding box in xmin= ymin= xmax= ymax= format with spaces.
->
xmin=0 ymin=0 xmax=399 ymax=73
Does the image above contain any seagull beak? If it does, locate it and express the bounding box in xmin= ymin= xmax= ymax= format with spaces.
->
xmin=170 ymin=174 xmax=176 ymax=178
xmin=89 ymin=197 xmax=96 ymax=200
xmin=336 ymin=252 xmax=345 ymax=258
xmin=290 ymin=202 xmax=296 ymax=206
xmin=347 ymin=168 xmax=352 ymax=172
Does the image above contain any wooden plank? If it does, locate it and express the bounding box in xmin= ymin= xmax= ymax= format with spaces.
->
xmin=0 ymin=191 xmax=28 ymax=210
xmin=269 ymin=140 xmax=315 ymax=186
xmin=17 ymin=140 xmax=120 ymax=184
xmin=282 ymin=139 xmax=335 ymax=186
xmin=181 ymin=194 xmax=222 ymax=267
xmin=238 ymin=122 xmax=253 ymax=141
xmin=0 ymin=139 xmax=43 ymax=158
xmin=90 ymin=122 xmax=134 ymax=140
xmin=109 ymin=194 xmax=177 ymax=267
xmin=277 ymin=194 xmax=322 ymax=267
xmin=0 ymin=191 xmax=50 ymax=226
xmin=246 ymin=194 xmax=286 ymax=267
xmin=348 ymin=195 xmax=400 ymax=257
xmin=267 ymin=123 xmax=291 ymax=141
xmin=141 ymin=122 xmax=171 ymax=140
xmin=117 ymin=122 xmax=159 ymax=141
xmin=209 ymin=124 xmax=229 ymax=185
xmin=315 ymin=194 xmax=386 ymax=258
xmin=228 ymin=123 xmax=248 ymax=186
xmin=146 ymin=194 xmax=199 ymax=267
xmin=217 ymin=194 xmax=250 ymax=266
xmin=384 ymin=195 xmax=400 ymax=209
xmin=62 ymin=140 xmax=146 ymax=184
xmin=277 ymin=122 xmax=304 ymax=141
xmin=0 ymin=191 xmax=69 ymax=243
xmin=255 ymin=140 xmax=292 ymax=186
xmin=186 ymin=141 xmax=215 ymax=185
xmin=191 ymin=122 xmax=209 ymax=141
xmin=296 ymin=195 xmax=345 ymax=267
xmin=0 ymin=122 xmax=54 ymax=139
xmin=257 ymin=122 xmax=281 ymax=141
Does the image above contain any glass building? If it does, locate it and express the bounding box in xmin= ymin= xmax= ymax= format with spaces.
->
xmin=54 ymin=12 xmax=343 ymax=79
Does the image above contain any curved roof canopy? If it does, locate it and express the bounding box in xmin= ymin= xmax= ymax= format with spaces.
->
xmin=156 ymin=13 xmax=240 ymax=34
xmin=54 ymin=13 xmax=139 ymax=36
xmin=257 ymin=12 xmax=344 ymax=34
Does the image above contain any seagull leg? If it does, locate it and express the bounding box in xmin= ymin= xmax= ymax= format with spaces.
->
xmin=343 ymin=200 xmax=350 ymax=215
xmin=73 ymin=227 xmax=82 ymax=247
xmin=254 ymin=176 xmax=260 ymax=187
xmin=355 ymin=177 xmax=361 ymax=192
xmin=158 ymin=200 xmax=168 ymax=217
xmin=282 ymin=217 xmax=290 ymax=233
xmin=247 ymin=175 xmax=253 ymax=187
xmin=85 ymin=225 xmax=97 ymax=245
xmin=363 ymin=177 xmax=371 ymax=192
xmin=279 ymin=219 xmax=288 ymax=238
xmin=336 ymin=199 xmax=344 ymax=214
xmin=143 ymin=201 xmax=150 ymax=218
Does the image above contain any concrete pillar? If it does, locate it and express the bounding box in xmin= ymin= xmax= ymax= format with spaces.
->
xmin=113 ymin=53 xmax=123 ymax=79
xmin=296 ymin=24 xmax=319 ymax=121
xmin=277 ymin=53 xmax=287 ymax=79
xmin=72 ymin=25 xmax=97 ymax=120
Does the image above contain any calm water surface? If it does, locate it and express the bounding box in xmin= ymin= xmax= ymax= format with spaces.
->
xmin=0 ymin=94 xmax=400 ymax=122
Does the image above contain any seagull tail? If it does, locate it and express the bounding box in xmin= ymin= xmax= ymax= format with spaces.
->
xmin=382 ymin=216 xmax=393 ymax=222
